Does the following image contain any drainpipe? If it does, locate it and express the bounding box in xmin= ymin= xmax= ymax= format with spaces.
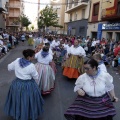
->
xmin=87 ymin=0 xmax=92 ymax=37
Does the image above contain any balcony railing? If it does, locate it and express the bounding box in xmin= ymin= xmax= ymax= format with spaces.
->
xmin=9 ymin=13 xmax=20 ymax=17
xmin=9 ymin=4 xmax=21 ymax=8
xmin=66 ymin=0 xmax=89 ymax=13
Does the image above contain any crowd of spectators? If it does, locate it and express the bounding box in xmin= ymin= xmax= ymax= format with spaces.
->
xmin=34 ymin=34 xmax=120 ymax=72
xmin=0 ymin=31 xmax=26 ymax=58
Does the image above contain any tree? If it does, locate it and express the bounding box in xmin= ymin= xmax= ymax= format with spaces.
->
xmin=20 ymin=14 xmax=31 ymax=30
xmin=31 ymin=25 xmax=34 ymax=31
xmin=38 ymin=5 xmax=59 ymax=31
xmin=53 ymin=24 xmax=63 ymax=28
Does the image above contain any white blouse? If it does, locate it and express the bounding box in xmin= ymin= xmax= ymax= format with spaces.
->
xmin=8 ymin=58 xmax=38 ymax=80
xmin=74 ymin=71 xmax=114 ymax=97
xmin=68 ymin=45 xmax=86 ymax=57
xmin=43 ymin=39 xmax=48 ymax=44
xmin=35 ymin=51 xmax=53 ymax=64
xmin=39 ymin=48 xmax=54 ymax=56
xmin=63 ymin=43 xmax=69 ymax=50
xmin=98 ymin=64 xmax=107 ymax=72
xmin=51 ymin=40 xmax=60 ymax=48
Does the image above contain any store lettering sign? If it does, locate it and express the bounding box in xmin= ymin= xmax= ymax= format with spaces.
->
xmin=102 ymin=23 xmax=120 ymax=30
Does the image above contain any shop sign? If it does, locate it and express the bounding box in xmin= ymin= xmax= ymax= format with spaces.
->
xmin=102 ymin=23 xmax=120 ymax=30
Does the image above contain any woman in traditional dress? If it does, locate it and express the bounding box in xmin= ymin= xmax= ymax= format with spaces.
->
xmin=4 ymin=49 xmax=44 ymax=120
xmin=28 ymin=33 xmax=34 ymax=46
xmin=63 ymin=39 xmax=86 ymax=79
xmin=93 ymin=53 xmax=107 ymax=72
xmin=35 ymin=46 xmax=55 ymax=95
xmin=64 ymin=59 xmax=118 ymax=120
xmin=45 ymin=42 xmax=57 ymax=74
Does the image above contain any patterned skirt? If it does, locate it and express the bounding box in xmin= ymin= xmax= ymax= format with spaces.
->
xmin=64 ymin=93 xmax=116 ymax=120
xmin=49 ymin=61 xmax=57 ymax=74
xmin=62 ymin=55 xmax=84 ymax=78
xmin=35 ymin=63 xmax=55 ymax=95
xmin=28 ymin=38 xmax=34 ymax=45
xmin=4 ymin=78 xmax=44 ymax=120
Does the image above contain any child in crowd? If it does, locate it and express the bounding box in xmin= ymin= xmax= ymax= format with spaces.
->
xmin=93 ymin=53 xmax=107 ymax=72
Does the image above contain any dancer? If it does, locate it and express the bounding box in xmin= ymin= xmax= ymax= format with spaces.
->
xmin=4 ymin=49 xmax=44 ymax=120
xmin=63 ymin=39 xmax=86 ymax=79
xmin=35 ymin=46 xmax=55 ymax=95
xmin=64 ymin=59 xmax=118 ymax=120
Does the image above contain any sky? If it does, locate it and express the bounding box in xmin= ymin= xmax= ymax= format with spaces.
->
xmin=24 ymin=0 xmax=50 ymax=23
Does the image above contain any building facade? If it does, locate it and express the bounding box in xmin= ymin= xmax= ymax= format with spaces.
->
xmin=50 ymin=0 xmax=66 ymax=34
xmin=101 ymin=0 xmax=120 ymax=41
xmin=65 ymin=0 xmax=90 ymax=37
xmin=87 ymin=0 xmax=120 ymax=41
xmin=0 ymin=0 xmax=8 ymax=31
xmin=6 ymin=0 xmax=23 ymax=31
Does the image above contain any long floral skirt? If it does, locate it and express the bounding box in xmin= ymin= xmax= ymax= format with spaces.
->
xmin=35 ymin=63 xmax=55 ymax=95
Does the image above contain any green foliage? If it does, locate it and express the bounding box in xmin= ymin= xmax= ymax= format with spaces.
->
xmin=38 ymin=5 xmax=59 ymax=29
xmin=31 ymin=25 xmax=34 ymax=30
xmin=53 ymin=24 xmax=63 ymax=28
xmin=20 ymin=14 xmax=31 ymax=27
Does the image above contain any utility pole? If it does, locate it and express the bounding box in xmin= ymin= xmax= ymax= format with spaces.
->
xmin=38 ymin=0 xmax=40 ymax=18
xmin=38 ymin=0 xmax=40 ymax=32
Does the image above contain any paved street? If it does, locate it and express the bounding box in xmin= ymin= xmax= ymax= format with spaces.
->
xmin=0 ymin=42 xmax=120 ymax=120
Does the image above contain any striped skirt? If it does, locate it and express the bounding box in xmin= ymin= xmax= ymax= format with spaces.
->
xmin=64 ymin=94 xmax=116 ymax=120
xmin=4 ymin=78 xmax=44 ymax=120
xmin=62 ymin=55 xmax=84 ymax=73
xmin=35 ymin=63 xmax=55 ymax=95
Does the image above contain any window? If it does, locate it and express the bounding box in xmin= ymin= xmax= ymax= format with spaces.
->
xmin=93 ymin=3 xmax=99 ymax=16
xmin=70 ymin=13 xmax=72 ymax=21
xmin=82 ymin=9 xmax=85 ymax=19
xmin=74 ymin=12 xmax=77 ymax=20
xmin=79 ymin=26 xmax=85 ymax=34
xmin=117 ymin=2 xmax=120 ymax=15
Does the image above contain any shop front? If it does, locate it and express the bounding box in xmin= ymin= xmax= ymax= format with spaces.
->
xmin=102 ymin=23 xmax=120 ymax=41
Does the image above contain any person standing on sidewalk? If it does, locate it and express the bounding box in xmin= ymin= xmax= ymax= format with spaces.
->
xmin=4 ymin=49 xmax=44 ymax=120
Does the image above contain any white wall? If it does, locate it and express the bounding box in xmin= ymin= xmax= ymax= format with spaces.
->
xmin=0 ymin=0 xmax=8 ymax=11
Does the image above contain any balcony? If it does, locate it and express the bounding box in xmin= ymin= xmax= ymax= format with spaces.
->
xmin=9 ymin=4 xmax=21 ymax=8
xmin=9 ymin=13 xmax=20 ymax=17
xmin=66 ymin=0 xmax=89 ymax=13
xmin=101 ymin=8 xmax=120 ymax=21
xmin=6 ymin=20 xmax=20 ymax=27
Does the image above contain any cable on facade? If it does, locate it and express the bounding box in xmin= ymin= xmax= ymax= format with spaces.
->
xmin=21 ymin=0 xmax=88 ymax=5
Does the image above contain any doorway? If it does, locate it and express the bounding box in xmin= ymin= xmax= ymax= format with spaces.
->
xmin=91 ymin=32 xmax=97 ymax=39
xmin=107 ymin=32 xmax=113 ymax=41
xmin=71 ymin=28 xmax=76 ymax=35
xmin=116 ymin=32 xmax=120 ymax=41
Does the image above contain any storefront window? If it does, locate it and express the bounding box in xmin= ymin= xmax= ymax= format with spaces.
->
xmin=116 ymin=32 xmax=120 ymax=41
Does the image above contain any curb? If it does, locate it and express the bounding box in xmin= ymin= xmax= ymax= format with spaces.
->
xmin=0 ymin=50 xmax=11 ymax=64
